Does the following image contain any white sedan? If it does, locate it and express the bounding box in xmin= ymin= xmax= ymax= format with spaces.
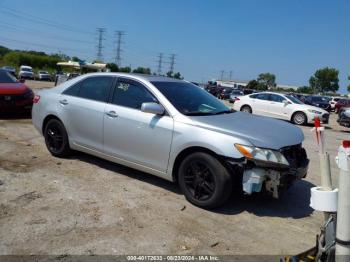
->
xmin=233 ymin=92 xmax=329 ymax=125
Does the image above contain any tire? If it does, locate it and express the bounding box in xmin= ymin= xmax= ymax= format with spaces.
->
xmin=292 ymin=111 xmax=307 ymax=125
xmin=44 ymin=119 xmax=71 ymax=157
xmin=178 ymin=152 xmax=233 ymax=209
xmin=240 ymin=105 xmax=252 ymax=114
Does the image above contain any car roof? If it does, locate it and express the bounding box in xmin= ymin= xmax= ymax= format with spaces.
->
xmin=82 ymin=72 xmax=185 ymax=83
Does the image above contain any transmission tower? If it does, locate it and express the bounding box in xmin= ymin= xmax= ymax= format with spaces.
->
xmin=157 ymin=53 xmax=163 ymax=75
xmin=114 ymin=31 xmax=125 ymax=66
xmin=169 ymin=54 xmax=176 ymax=73
xmin=220 ymin=70 xmax=225 ymax=80
xmin=96 ymin=28 xmax=106 ymax=61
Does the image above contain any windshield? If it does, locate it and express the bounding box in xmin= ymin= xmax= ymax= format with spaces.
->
xmin=21 ymin=68 xmax=32 ymax=72
xmin=152 ymin=81 xmax=231 ymax=116
xmin=39 ymin=71 xmax=48 ymax=74
xmin=286 ymin=95 xmax=303 ymax=104
xmin=0 ymin=70 xmax=17 ymax=83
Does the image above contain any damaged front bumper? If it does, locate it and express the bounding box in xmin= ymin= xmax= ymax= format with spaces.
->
xmin=244 ymin=159 xmax=309 ymax=198
xmin=226 ymin=145 xmax=309 ymax=198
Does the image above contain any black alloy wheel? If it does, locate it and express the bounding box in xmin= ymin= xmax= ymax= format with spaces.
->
xmin=44 ymin=119 xmax=71 ymax=157
xmin=178 ymin=152 xmax=233 ymax=209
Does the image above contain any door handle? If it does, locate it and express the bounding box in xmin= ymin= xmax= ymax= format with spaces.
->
xmin=59 ymin=99 xmax=68 ymax=105
xmin=106 ymin=111 xmax=118 ymax=118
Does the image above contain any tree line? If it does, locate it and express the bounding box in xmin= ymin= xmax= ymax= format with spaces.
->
xmin=245 ymin=67 xmax=348 ymax=95
xmin=0 ymin=45 xmax=183 ymax=79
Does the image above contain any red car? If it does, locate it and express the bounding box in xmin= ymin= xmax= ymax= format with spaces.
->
xmin=0 ymin=69 xmax=34 ymax=114
xmin=335 ymin=99 xmax=350 ymax=113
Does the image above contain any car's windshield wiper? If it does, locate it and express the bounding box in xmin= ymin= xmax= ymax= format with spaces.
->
xmin=212 ymin=110 xmax=234 ymax=115
xmin=184 ymin=111 xmax=213 ymax=116
xmin=185 ymin=110 xmax=233 ymax=116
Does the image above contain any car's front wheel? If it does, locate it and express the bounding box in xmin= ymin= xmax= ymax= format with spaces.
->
xmin=178 ymin=152 xmax=232 ymax=209
xmin=240 ymin=105 xmax=252 ymax=113
xmin=44 ymin=119 xmax=71 ymax=157
xmin=292 ymin=111 xmax=307 ymax=125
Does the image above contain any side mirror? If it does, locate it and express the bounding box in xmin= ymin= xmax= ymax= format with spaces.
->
xmin=283 ymin=100 xmax=289 ymax=106
xmin=141 ymin=102 xmax=165 ymax=115
xmin=19 ymin=78 xmax=25 ymax=83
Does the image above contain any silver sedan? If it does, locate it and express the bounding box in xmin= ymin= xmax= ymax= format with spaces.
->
xmin=32 ymin=73 xmax=309 ymax=208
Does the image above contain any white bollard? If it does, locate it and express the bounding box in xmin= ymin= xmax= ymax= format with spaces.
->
xmin=335 ymin=141 xmax=350 ymax=262
xmin=311 ymin=118 xmax=333 ymax=222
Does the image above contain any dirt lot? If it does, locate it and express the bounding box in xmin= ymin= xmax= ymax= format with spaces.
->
xmin=0 ymin=81 xmax=349 ymax=256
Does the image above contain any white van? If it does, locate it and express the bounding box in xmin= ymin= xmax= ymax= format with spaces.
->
xmin=19 ymin=65 xmax=34 ymax=80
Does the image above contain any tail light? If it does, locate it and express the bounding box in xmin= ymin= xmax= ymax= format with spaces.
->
xmin=33 ymin=95 xmax=40 ymax=104
xmin=235 ymin=97 xmax=240 ymax=101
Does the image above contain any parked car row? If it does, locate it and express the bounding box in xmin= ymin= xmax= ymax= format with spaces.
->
xmin=1 ymin=65 xmax=54 ymax=81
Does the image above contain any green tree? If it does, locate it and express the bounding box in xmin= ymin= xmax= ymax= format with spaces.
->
xmin=246 ymin=80 xmax=259 ymax=90
xmin=173 ymin=72 xmax=183 ymax=79
xmin=107 ymin=63 xmax=119 ymax=72
xmin=257 ymin=73 xmax=276 ymax=89
xmin=165 ymin=71 xmax=183 ymax=79
xmin=119 ymin=66 xmax=131 ymax=73
xmin=132 ymin=67 xmax=151 ymax=74
xmin=309 ymin=67 xmax=339 ymax=93
xmin=297 ymin=86 xmax=314 ymax=94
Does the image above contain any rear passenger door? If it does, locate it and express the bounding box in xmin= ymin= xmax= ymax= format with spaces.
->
xmin=58 ymin=76 xmax=115 ymax=151
xmin=251 ymin=93 xmax=270 ymax=116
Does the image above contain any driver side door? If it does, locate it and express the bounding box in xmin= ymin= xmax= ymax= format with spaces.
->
xmin=103 ymin=78 xmax=174 ymax=174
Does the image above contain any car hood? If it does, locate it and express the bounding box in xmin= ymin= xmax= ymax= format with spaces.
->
xmin=0 ymin=83 xmax=29 ymax=94
xmin=189 ymin=112 xmax=304 ymax=150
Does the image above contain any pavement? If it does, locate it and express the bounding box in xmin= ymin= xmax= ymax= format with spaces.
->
xmin=0 ymin=80 xmax=349 ymax=256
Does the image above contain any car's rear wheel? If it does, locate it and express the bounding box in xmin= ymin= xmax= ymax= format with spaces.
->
xmin=240 ymin=105 xmax=252 ymax=113
xmin=44 ymin=119 xmax=71 ymax=157
xmin=178 ymin=152 xmax=232 ymax=209
xmin=292 ymin=112 xmax=307 ymax=125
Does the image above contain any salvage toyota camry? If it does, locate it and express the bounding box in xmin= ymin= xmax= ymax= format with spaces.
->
xmin=32 ymin=73 xmax=309 ymax=208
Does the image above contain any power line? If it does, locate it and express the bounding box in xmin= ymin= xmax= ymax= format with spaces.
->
xmin=169 ymin=54 xmax=176 ymax=73
xmin=96 ymin=28 xmax=106 ymax=61
xmin=114 ymin=31 xmax=125 ymax=66
xmin=1 ymin=22 xmax=95 ymax=45
xmin=156 ymin=53 xmax=163 ymax=75
xmin=229 ymin=70 xmax=233 ymax=80
xmin=0 ymin=6 xmax=94 ymax=35
xmin=0 ymin=36 xmax=92 ymax=56
xmin=220 ymin=70 xmax=225 ymax=80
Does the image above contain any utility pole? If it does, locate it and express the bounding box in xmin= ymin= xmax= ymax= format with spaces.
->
xmin=157 ymin=53 xmax=163 ymax=75
xmin=114 ymin=30 xmax=125 ymax=66
xmin=229 ymin=70 xmax=233 ymax=80
xmin=169 ymin=54 xmax=176 ymax=73
xmin=96 ymin=28 xmax=106 ymax=61
xmin=220 ymin=70 xmax=225 ymax=80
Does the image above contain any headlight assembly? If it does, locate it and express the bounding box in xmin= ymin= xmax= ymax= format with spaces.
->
xmin=235 ymin=144 xmax=289 ymax=166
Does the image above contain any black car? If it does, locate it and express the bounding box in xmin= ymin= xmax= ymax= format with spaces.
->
xmin=218 ymin=87 xmax=234 ymax=99
xmin=337 ymin=108 xmax=350 ymax=128
xmin=304 ymin=96 xmax=331 ymax=112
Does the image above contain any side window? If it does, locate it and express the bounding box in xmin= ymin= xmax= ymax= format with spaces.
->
xmin=250 ymin=94 xmax=258 ymax=99
xmin=77 ymin=76 xmax=113 ymax=102
xmin=269 ymin=94 xmax=284 ymax=103
xmin=256 ymin=93 xmax=270 ymax=100
xmin=62 ymin=82 xmax=81 ymax=96
xmin=111 ymin=79 xmax=157 ymax=109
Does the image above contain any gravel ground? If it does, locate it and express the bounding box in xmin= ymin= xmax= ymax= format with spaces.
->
xmin=0 ymin=81 xmax=349 ymax=256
